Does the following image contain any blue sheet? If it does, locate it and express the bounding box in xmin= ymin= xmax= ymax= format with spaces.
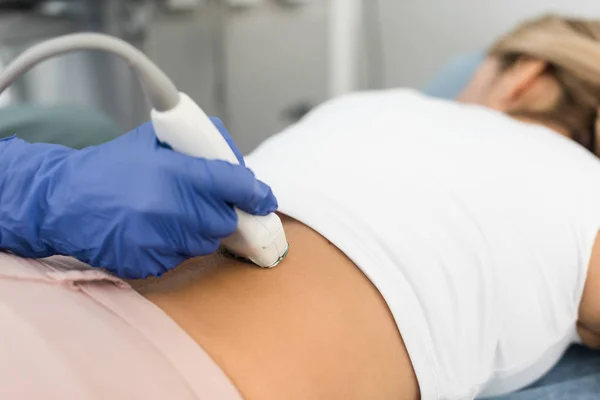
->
xmin=491 ymin=345 xmax=600 ymax=400
xmin=423 ymin=52 xmax=600 ymax=399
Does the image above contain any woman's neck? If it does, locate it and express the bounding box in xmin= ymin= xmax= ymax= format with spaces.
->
xmin=513 ymin=115 xmax=571 ymax=138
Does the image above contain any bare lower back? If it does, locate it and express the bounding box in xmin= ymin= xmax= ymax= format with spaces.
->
xmin=130 ymin=215 xmax=419 ymax=399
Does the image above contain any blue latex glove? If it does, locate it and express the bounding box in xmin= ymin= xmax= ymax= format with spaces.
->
xmin=0 ymin=118 xmax=278 ymax=278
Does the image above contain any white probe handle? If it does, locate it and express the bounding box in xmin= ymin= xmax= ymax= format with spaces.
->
xmin=151 ymin=92 xmax=288 ymax=267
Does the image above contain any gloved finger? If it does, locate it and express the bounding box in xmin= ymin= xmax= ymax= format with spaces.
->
xmin=202 ymin=159 xmax=278 ymax=216
xmin=180 ymin=236 xmax=222 ymax=259
xmin=209 ymin=116 xmax=245 ymax=166
xmin=191 ymin=199 xmax=239 ymax=238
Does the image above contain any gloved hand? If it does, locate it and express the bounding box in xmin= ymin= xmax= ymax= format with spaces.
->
xmin=0 ymin=118 xmax=277 ymax=278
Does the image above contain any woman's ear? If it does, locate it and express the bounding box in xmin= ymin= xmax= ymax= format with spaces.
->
xmin=486 ymin=57 xmax=558 ymax=112
xmin=457 ymin=57 xmax=502 ymax=104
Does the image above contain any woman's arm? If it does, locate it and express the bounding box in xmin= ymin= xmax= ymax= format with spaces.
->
xmin=130 ymin=215 xmax=419 ymax=400
xmin=578 ymin=232 xmax=600 ymax=345
xmin=577 ymin=323 xmax=600 ymax=349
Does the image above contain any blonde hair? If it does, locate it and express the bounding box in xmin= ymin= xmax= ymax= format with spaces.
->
xmin=489 ymin=15 xmax=600 ymax=155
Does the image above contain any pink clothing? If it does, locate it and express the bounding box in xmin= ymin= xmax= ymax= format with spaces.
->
xmin=0 ymin=252 xmax=242 ymax=400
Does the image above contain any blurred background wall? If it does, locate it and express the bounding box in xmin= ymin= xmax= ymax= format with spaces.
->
xmin=1 ymin=0 xmax=599 ymax=152
xmin=147 ymin=1 xmax=330 ymax=152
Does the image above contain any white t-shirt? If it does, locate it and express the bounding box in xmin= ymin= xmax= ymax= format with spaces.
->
xmin=245 ymin=89 xmax=600 ymax=399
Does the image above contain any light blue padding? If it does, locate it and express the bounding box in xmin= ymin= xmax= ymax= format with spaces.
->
xmin=422 ymin=51 xmax=486 ymax=100
xmin=422 ymin=53 xmax=600 ymax=399
xmin=0 ymin=104 xmax=122 ymax=149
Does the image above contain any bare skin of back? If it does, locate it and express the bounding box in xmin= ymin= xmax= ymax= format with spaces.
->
xmin=130 ymin=215 xmax=419 ymax=400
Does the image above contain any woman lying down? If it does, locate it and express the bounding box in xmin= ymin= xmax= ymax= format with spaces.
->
xmin=3 ymin=14 xmax=600 ymax=400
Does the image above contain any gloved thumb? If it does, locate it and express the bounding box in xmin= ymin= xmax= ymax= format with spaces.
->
xmin=204 ymin=159 xmax=278 ymax=216
xmin=209 ymin=117 xmax=245 ymax=166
